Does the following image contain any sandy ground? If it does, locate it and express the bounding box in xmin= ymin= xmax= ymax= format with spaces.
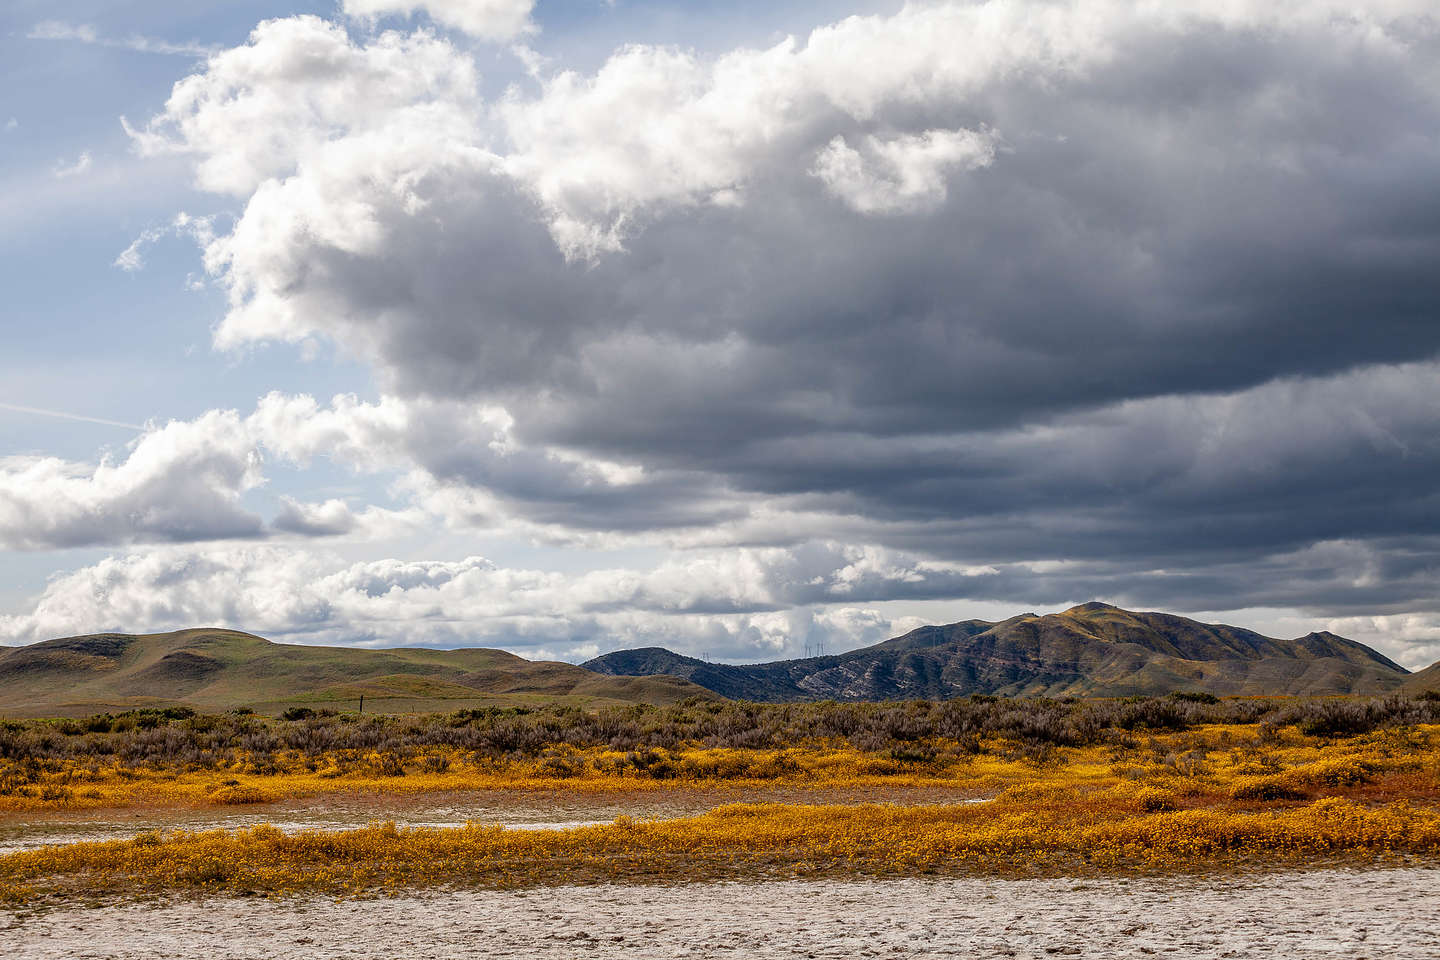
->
xmin=2 ymin=868 xmax=1436 ymax=959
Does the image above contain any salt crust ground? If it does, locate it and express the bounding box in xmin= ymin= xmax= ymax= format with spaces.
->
xmin=3 ymin=868 xmax=1437 ymax=959
xmin=0 ymin=785 xmax=982 ymax=855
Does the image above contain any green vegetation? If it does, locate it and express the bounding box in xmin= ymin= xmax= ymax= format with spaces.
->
xmin=0 ymin=629 xmax=709 ymax=718
xmin=5 ymin=694 xmax=1439 ymax=772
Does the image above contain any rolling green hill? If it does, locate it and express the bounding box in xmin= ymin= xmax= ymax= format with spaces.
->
xmin=0 ymin=629 xmax=710 ymax=717
xmin=584 ymin=602 xmax=1410 ymax=701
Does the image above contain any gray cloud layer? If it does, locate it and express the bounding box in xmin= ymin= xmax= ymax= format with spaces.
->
xmin=7 ymin=1 xmax=1439 ymax=662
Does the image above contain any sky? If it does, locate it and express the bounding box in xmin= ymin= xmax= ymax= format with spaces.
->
xmin=1 ymin=0 xmax=1438 ymax=668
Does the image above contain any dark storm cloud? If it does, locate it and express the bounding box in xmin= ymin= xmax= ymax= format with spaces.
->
xmin=136 ymin=3 xmax=1440 ymax=619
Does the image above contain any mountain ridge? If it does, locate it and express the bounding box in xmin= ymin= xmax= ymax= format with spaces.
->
xmin=2 ymin=604 xmax=1426 ymax=716
xmin=583 ymin=602 xmax=1411 ymax=700
xmin=0 ymin=628 xmax=710 ymax=717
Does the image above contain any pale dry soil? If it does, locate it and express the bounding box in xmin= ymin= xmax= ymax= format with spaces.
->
xmin=0 ymin=784 xmax=983 ymax=854
xmin=3 ymin=868 xmax=1437 ymax=959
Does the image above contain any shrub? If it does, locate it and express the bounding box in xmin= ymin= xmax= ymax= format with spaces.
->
xmin=1133 ymin=786 xmax=1179 ymax=812
xmin=1298 ymin=757 xmax=1374 ymax=787
xmin=1117 ymin=698 xmax=1190 ymax=731
xmin=2 ymin=694 xmax=1436 ymax=774
xmin=1229 ymin=775 xmax=1308 ymax=801
xmin=208 ymin=783 xmax=275 ymax=804
xmin=536 ymin=753 xmax=582 ymax=779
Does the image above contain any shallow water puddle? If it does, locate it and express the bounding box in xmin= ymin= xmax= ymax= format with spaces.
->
xmin=0 ymin=813 xmax=611 ymax=854
xmin=0 ymin=788 xmax=991 ymax=854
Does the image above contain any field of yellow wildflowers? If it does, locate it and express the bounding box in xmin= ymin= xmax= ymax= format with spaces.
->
xmin=2 ymin=696 xmax=1438 ymax=902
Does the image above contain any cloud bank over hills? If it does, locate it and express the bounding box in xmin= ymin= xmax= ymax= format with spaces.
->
xmin=5 ymin=0 xmax=1439 ymax=668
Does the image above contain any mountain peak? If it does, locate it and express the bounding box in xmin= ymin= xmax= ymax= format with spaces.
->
xmin=1064 ymin=601 xmax=1120 ymax=614
xmin=587 ymin=603 xmax=1409 ymax=701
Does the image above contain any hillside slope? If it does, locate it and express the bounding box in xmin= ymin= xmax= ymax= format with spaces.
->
xmin=585 ymin=602 xmax=1409 ymax=701
xmin=1401 ymin=660 xmax=1440 ymax=695
xmin=0 ymin=629 xmax=709 ymax=717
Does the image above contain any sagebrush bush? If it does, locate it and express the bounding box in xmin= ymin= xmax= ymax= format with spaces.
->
xmin=1 ymin=695 xmax=1436 ymax=774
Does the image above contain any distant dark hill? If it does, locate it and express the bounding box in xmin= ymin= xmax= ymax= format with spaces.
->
xmin=583 ymin=648 xmax=818 ymax=702
xmin=0 ymin=629 xmax=711 ymax=717
xmin=584 ymin=602 xmax=1410 ymax=701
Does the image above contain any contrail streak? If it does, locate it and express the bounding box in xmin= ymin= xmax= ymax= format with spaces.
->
xmin=0 ymin=402 xmax=145 ymax=431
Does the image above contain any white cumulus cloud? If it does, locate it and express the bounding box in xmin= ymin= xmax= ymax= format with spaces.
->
xmin=0 ymin=411 xmax=264 ymax=550
xmin=0 ymin=543 xmax=966 ymax=658
xmin=811 ymin=128 xmax=999 ymax=215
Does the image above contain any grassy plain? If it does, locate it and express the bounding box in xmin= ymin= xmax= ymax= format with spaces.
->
xmin=2 ymin=695 xmax=1438 ymax=902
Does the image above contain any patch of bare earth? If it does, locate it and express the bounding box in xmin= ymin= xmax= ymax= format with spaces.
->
xmin=0 ymin=783 xmax=983 ymax=854
xmin=3 ymin=868 xmax=1437 ymax=959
